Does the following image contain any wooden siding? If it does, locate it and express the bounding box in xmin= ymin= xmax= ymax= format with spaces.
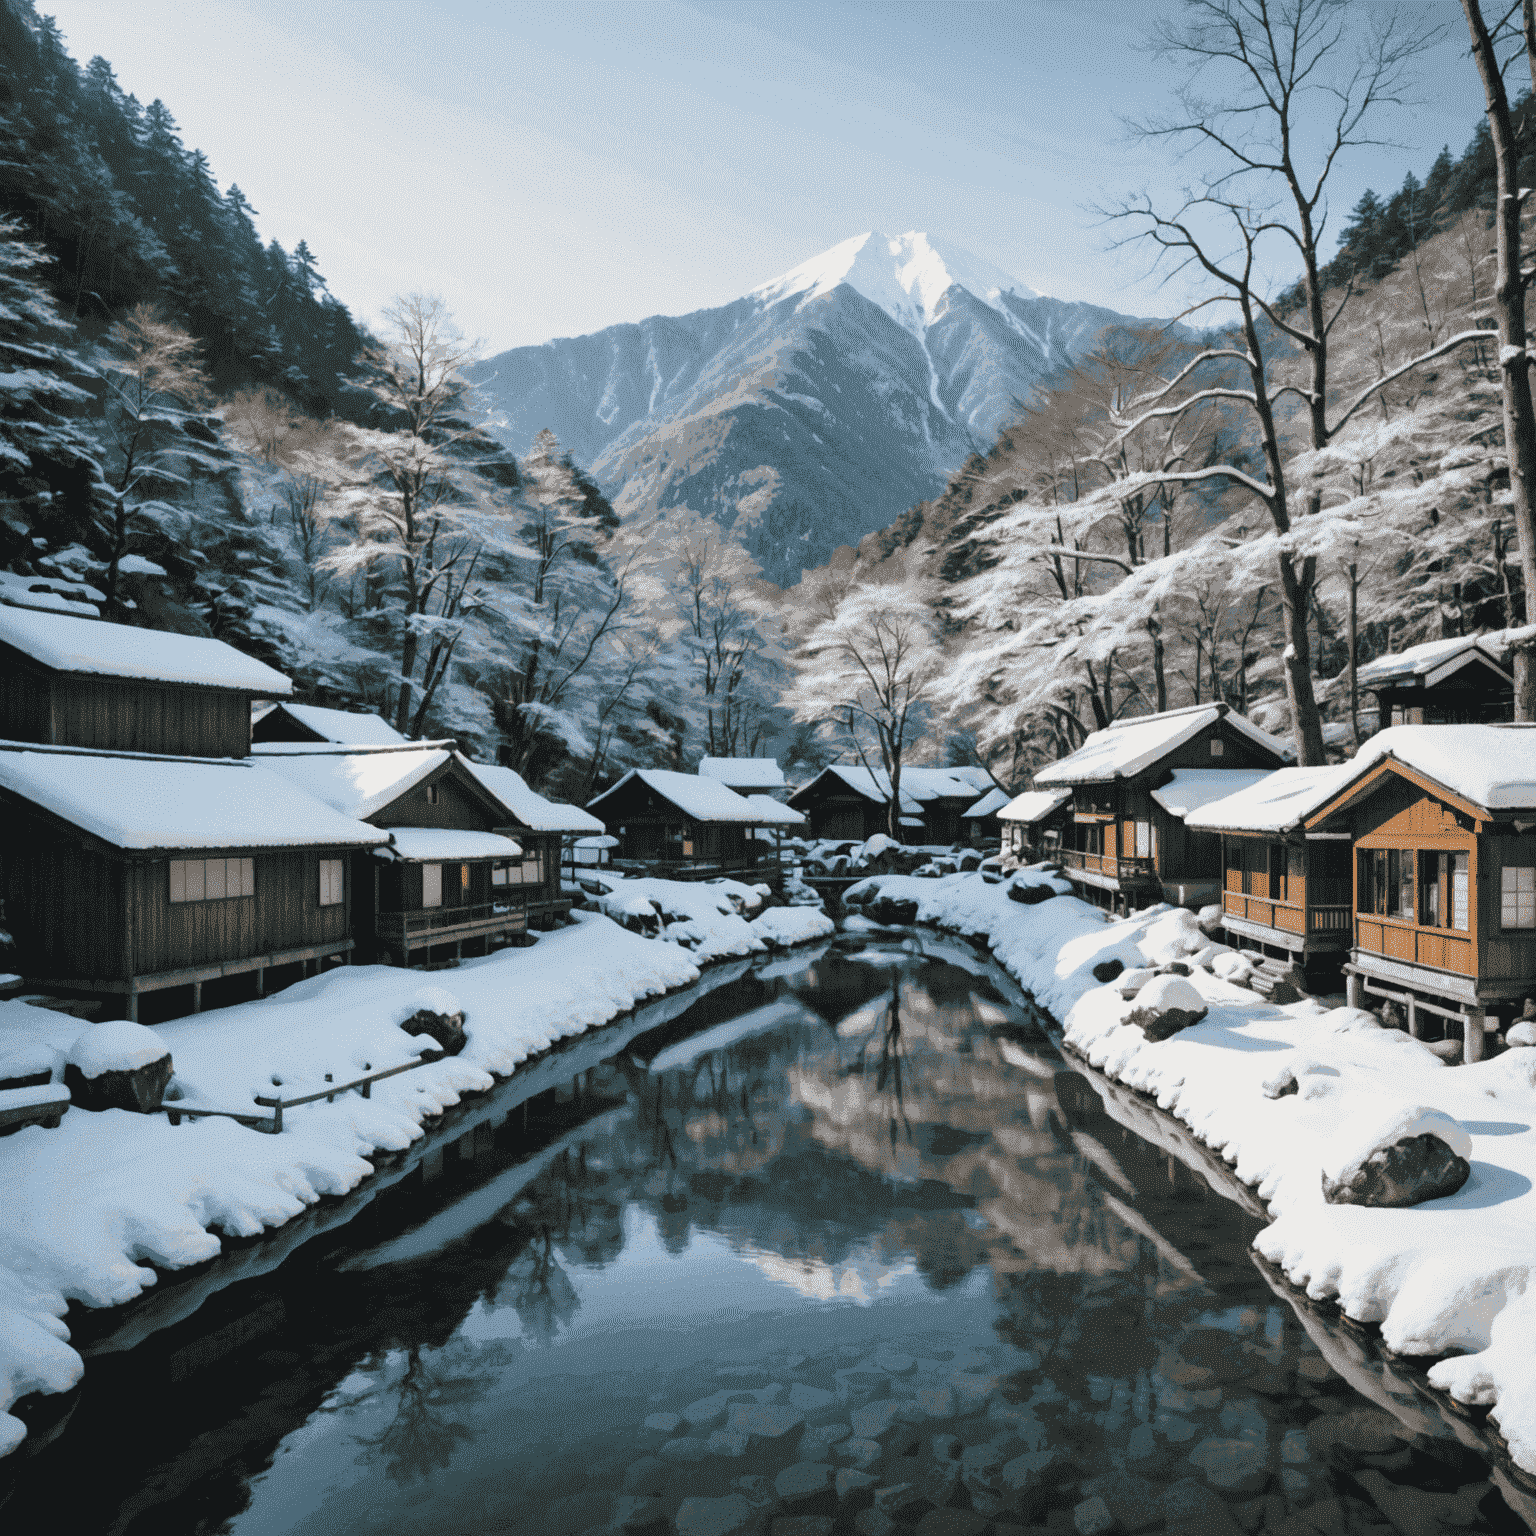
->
xmin=0 ymin=663 xmax=51 ymax=744
xmin=0 ymin=823 xmax=128 ymax=977
xmin=373 ymin=763 xmax=503 ymax=832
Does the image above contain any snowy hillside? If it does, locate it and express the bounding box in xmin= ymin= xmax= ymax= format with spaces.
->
xmin=471 ymin=232 xmax=1161 ymax=584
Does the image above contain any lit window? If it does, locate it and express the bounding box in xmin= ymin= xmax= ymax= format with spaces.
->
xmin=170 ymin=857 xmax=254 ymax=903
xmin=461 ymin=862 xmax=470 ymax=890
xmin=319 ymin=858 xmax=344 ymax=906
xmin=1502 ymin=866 xmax=1536 ymax=929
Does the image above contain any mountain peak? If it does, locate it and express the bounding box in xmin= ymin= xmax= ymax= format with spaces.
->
xmin=748 ymin=231 xmax=1039 ymax=336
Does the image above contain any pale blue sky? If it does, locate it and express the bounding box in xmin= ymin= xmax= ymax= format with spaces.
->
xmin=44 ymin=0 xmax=1482 ymax=352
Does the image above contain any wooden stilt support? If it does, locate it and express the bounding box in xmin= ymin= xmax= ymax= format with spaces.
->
xmin=1465 ymin=1007 xmax=1487 ymax=1064
xmin=191 ymin=979 xmax=202 ymax=1014
xmin=125 ymin=988 xmax=139 ymax=1022
xmin=255 ymin=968 xmax=265 ymax=998
xmin=1345 ymin=972 xmax=1364 ymax=1010
xmin=1406 ymin=996 xmax=1423 ymax=1039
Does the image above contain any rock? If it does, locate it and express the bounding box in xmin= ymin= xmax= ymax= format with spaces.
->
xmin=611 ymin=1494 xmax=667 ymax=1532
xmin=838 ymin=1369 xmax=891 ymax=1407
xmin=866 ymin=895 xmax=919 ymax=925
xmin=644 ymin=1412 xmax=681 ymax=1433
xmin=1189 ymin=1437 xmax=1270 ymax=1495
xmin=1081 ymin=1471 xmax=1164 ymax=1533
xmin=836 ymin=1468 xmax=878 ymax=1504
xmin=948 ymin=1372 xmax=995 ymax=1415
xmin=1117 ymin=967 xmax=1158 ymax=998
xmin=775 ymin=1461 xmax=835 ymax=1508
xmin=913 ymin=1385 xmax=955 ymax=1420
xmin=771 ymin=1520 xmax=833 ymax=1536
xmin=622 ymin=1456 xmax=667 ymax=1495
xmin=1321 ymin=1132 xmax=1471 ymax=1208
xmin=1198 ymin=902 xmax=1226 ymax=935
xmin=397 ymin=1005 xmax=466 ymax=1055
xmin=1073 ymin=1495 xmax=1115 ymax=1536
xmin=63 ymin=1022 xmax=172 ymax=1113
xmin=685 ymin=1390 xmax=750 ymax=1429
xmin=660 ymin=1436 xmax=709 ymax=1463
xmin=874 ymin=1348 xmax=916 ymax=1376
xmin=800 ymin=1422 xmax=852 ymax=1459
xmin=1162 ymin=1476 xmax=1246 ymax=1536
xmin=1000 ymin=1448 xmax=1056 ymax=1495
xmin=872 ymin=1482 xmax=923 ymax=1515
xmin=1008 ymin=879 xmax=1058 ymax=905
xmin=850 ymin=1401 xmax=902 ymax=1441
xmin=789 ymin=1383 xmax=839 ymax=1419
xmin=917 ymin=1457 xmax=960 ymax=1507
xmin=709 ymin=1429 xmax=751 ymax=1457
xmin=1425 ymin=1037 xmax=1464 ymax=1064
xmin=1092 ymin=958 xmax=1125 ymax=983
xmin=1508 ymin=1021 xmax=1536 ymax=1047
xmin=675 ymin=1495 xmax=758 ymax=1536
xmin=1158 ymin=960 xmax=1192 ymax=976
xmin=915 ymin=1512 xmax=989 ymax=1536
xmin=727 ymin=1401 xmax=804 ymax=1439
xmin=853 ymin=1511 xmax=897 ymax=1536
xmin=735 ymin=1476 xmax=776 ymax=1508
xmin=1124 ymin=974 xmax=1209 ymax=1041
xmin=931 ymin=1433 xmax=962 ymax=1461
xmin=837 ymin=1437 xmax=883 ymax=1470
xmin=1262 ymin=1069 xmax=1300 ymax=1099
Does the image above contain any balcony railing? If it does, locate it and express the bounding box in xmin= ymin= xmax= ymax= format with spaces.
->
xmin=1058 ymin=848 xmax=1157 ymax=883
xmin=376 ymin=902 xmax=527 ymax=952
xmin=1355 ymin=915 xmax=1476 ymax=976
xmin=1221 ymin=891 xmax=1350 ymax=936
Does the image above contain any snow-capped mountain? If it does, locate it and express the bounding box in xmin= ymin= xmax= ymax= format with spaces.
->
xmin=473 ymin=232 xmax=1163 ymax=584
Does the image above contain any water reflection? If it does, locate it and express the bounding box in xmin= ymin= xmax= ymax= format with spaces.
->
xmin=3 ymin=935 xmax=1530 ymax=1534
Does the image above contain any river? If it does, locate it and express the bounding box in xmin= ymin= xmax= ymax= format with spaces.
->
xmin=2 ymin=932 xmax=1529 ymax=1534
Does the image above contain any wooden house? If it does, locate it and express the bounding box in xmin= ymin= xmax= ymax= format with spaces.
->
xmin=0 ymin=605 xmax=291 ymax=758
xmin=586 ymin=769 xmax=783 ymax=879
xmin=787 ymin=765 xmax=990 ymax=844
xmin=960 ymin=786 xmax=1010 ymax=848
xmin=460 ymin=759 xmax=606 ymax=928
xmin=1184 ymin=765 xmax=1358 ymax=976
xmin=255 ymin=744 xmax=536 ymax=965
xmin=1034 ymin=704 xmax=1289 ymax=912
xmin=1302 ymin=724 xmax=1536 ymax=1060
xmin=697 ymin=757 xmax=787 ymax=797
xmin=996 ymin=789 xmax=1072 ymax=861
xmin=251 ymin=701 xmax=407 ymax=746
xmin=0 ymin=743 xmax=385 ymax=1019
xmin=1356 ymin=633 xmax=1513 ymax=730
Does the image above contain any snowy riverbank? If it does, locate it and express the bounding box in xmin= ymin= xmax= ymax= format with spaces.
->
xmin=0 ymin=889 xmax=834 ymax=1458
xmin=845 ymin=868 xmax=1536 ymax=1478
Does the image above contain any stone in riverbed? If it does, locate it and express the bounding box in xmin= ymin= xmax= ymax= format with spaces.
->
xmin=850 ymin=1400 xmax=902 ymax=1441
xmin=675 ymin=1495 xmax=757 ymax=1536
xmin=915 ymin=1511 xmax=990 ymax=1536
xmin=913 ymin=1385 xmax=955 ymax=1420
xmin=874 ymin=1348 xmax=916 ymax=1376
xmin=800 ymin=1422 xmax=851 ymax=1460
xmin=776 ymin=1461 xmax=835 ymax=1509
xmin=622 ymin=1456 xmax=667 ymax=1495
xmin=708 ymin=1429 xmax=751 ymax=1457
xmin=1320 ymin=1132 xmax=1470 ymax=1208
xmin=1188 ymin=1436 xmax=1270 ymax=1495
xmin=660 ymin=1436 xmax=709 ymax=1463
xmin=610 ymin=1494 xmax=667 ymax=1532
xmin=837 ymin=1468 xmax=878 ymax=1504
xmin=1080 ymin=1471 xmax=1163 ymax=1533
xmin=1073 ymin=1496 xmax=1114 ymax=1536
xmin=771 ymin=1520 xmax=834 ymax=1536
xmin=790 ymin=1383 xmax=839 ymax=1420
xmin=1162 ymin=1477 xmax=1246 ymax=1536
xmin=643 ymin=1412 xmax=680 ymax=1433
xmin=727 ymin=1400 xmax=804 ymax=1440
xmin=837 ymin=1437 xmax=883 ymax=1470
xmin=853 ymin=1512 xmax=896 ymax=1536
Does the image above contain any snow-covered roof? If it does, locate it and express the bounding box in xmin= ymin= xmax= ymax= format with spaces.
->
xmin=1307 ymin=724 xmax=1536 ymax=819
xmin=460 ymin=759 xmax=606 ymax=834
xmin=1183 ymin=764 xmax=1359 ymax=834
xmin=697 ymin=756 xmax=786 ymax=789
xmin=961 ymin=786 xmax=1011 ymax=819
xmin=587 ymin=768 xmax=782 ymax=824
xmin=793 ymin=764 xmax=982 ymax=812
xmin=376 ymin=828 xmax=522 ymax=862
xmin=0 ymin=745 xmax=385 ymax=851
xmin=262 ymin=702 xmax=407 ymax=745
xmin=945 ymin=766 xmax=996 ymax=793
xmin=254 ymin=745 xmax=453 ymax=821
xmin=0 ymin=604 xmax=292 ymax=693
xmin=1151 ymin=768 xmax=1279 ymax=820
xmin=745 ymin=793 xmax=805 ymax=826
xmin=1034 ymin=705 xmax=1286 ymax=786
xmin=1356 ymin=633 xmax=1513 ymax=689
xmin=997 ymin=788 xmax=1072 ymax=824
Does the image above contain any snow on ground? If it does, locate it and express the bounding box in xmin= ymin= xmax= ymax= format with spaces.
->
xmin=845 ymin=866 xmax=1536 ymax=1477
xmin=0 ymin=882 xmax=834 ymax=1457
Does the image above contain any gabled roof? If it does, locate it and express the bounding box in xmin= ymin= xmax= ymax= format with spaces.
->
xmin=587 ymin=768 xmax=782 ymax=824
xmin=375 ymin=828 xmax=522 ymax=862
xmin=996 ymin=788 xmax=1072 ymax=824
xmin=788 ymin=764 xmax=983 ymax=813
xmin=254 ymin=743 xmax=457 ymax=821
xmin=460 ymin=759 xmax=606 ymax=834
xmin=1355 ymin=633 xmax=1514 ymax=690
xmin=697 ymin=756 xmax=786 ymax=789
xmin=257 ymin=702 xmax=407 ymax=745
xmin=1150 ymin=768 xmax=1278 ymax=821
xmin=1033 ymin=704 xmax=1286 ymax=786
xmin=961 ymin=786 xmax=1011 ymax=819
xmin=0 ymin=604 xmax=292 ymax=694
xmin=1303 ymin=724 xmax=1536 ymax=824
xmin=745 ymin=793 xmax=806 ymax=826
xmin=0 ymin=743 xmax=384 ymax=852
xmin=1184 ymin=764 xmax=1358 ymax=834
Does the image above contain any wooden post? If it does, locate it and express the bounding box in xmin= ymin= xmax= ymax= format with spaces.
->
xmin=1346 ymin=972 xmax=1364 ymax=1010
xmin=1406 ymin=996 xmax=1423 ymax=1039
xmin=191 ymin=979 xmax=202 ymax=1014
xmin=125 ymin=986 xmax=139 ymax=1023
xmin=1465 ymin=1007 xmax=1486 ymax=1064
xmin=255 ymin=967 xmax=265 ymax=998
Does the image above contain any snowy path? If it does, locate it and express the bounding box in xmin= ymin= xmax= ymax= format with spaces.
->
xmin=0 ymin=895 xmax=834 ymax=1458
xmin=844 ymin=869 xmax=1536 ymax=1478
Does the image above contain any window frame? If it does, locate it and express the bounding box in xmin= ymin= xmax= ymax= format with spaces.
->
xmin=318 ymin=857 xmax=345 ymax=907
xmin=1502 ymin=864 xmax=1536 ymax=931
xmin=169 ymin=856 xmax=255 ymax=905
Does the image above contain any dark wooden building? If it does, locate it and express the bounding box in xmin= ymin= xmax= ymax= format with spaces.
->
xmin=1303 ymin=724 xmax=1536 ymax=1061
xmin=996 ymin=789 xmax=1072 ymax=862
xmin=251 ymin=701 xmax=407 ymax=746
xmin=1356 ymin=633 xmax=1513 ymax=730
xmin=787 ymin=765 xmax=990 ymax=844
xmin=0 ymin=605 xmax=292 ymax=759
xmin=1035 ymin=704 xmax=1289 ymax=912
xmin=255 ymin=744 xmax=538 ymax=964
xmin=587 ymin=769 xmax=780 ymax=879
xmin=0 ymin=744 xmax=385 ymax=1018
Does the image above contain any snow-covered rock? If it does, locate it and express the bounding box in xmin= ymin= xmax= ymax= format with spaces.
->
xmin=1509 ymin=1022 xmax=1536 ymax=1048
xmin=64 ymin=1021 xmax=168 ymax=1079
xmin=1123 ymin=975 xmax=1209 ymax=1042
xmin=1319 ymin=1104 xmax=1473 ymax=1207
xmin=62 ymin=1022 xmax=173 ymax=1114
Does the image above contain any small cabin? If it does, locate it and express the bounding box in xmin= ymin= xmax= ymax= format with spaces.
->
xmin=1035 ymin=704 xmax=1289 ymax=912
xmin=960 ymin=786 xmax=1010 ymax=848
xmin=460 ymin=759 xmax=606 ymax=928
xmin=1185 ymin=765 xmax=1357 ymax=977
xmin=586 ymin=769 xmax=782 ymax=880
xmin=996 ymin=789 xmax=1072 ymax=862
xmin=252 ymin=701 xmax=407 ymax=746
xmin=1303 ymin=724 xmax=1536 ymax=1059
xmin=787 ymin=765 xmax=989 ymax=845
xmin=0 ymin=745 xmax=384 ymax=1019
xmin=1356 ymin=633 xmax=1513 ymax=731
xmin=0 ymin=604 xmax=291 ymax=759
xmin=697 ymin=757 xmax=787 ymax=798
xmin=256 ymin=743 xmax=538 ymax=964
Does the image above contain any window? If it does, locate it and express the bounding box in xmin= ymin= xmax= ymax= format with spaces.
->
xmin=1358 ymin=848 xmax=1414 ymax=919
xmin=422 ymin=863 xmax=442 ymax=908
xmin=319 ymin=858 xmax=344 ymax=906
xmin=1209 ymin=738 xmax=1225 ymax=757
xmin=1134 ymin=820 xmax=1151 ymax=858
xmin=492 ymin=850 xmax=545 ymax=887
xmin=1503 ymin=865 xmax=1536 ymax=929
xmin=1418 ymin=851 xmax=1469 ymax=931
xmin=491 ymin=862 xmax=509 ymax=886
xmin=170 ymin=857 xmax=254 ymax=903
xmin=461 ymin=862 xmax=470 ymax=890
xmin=424 ymin=783 xmax=440 ymax=805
